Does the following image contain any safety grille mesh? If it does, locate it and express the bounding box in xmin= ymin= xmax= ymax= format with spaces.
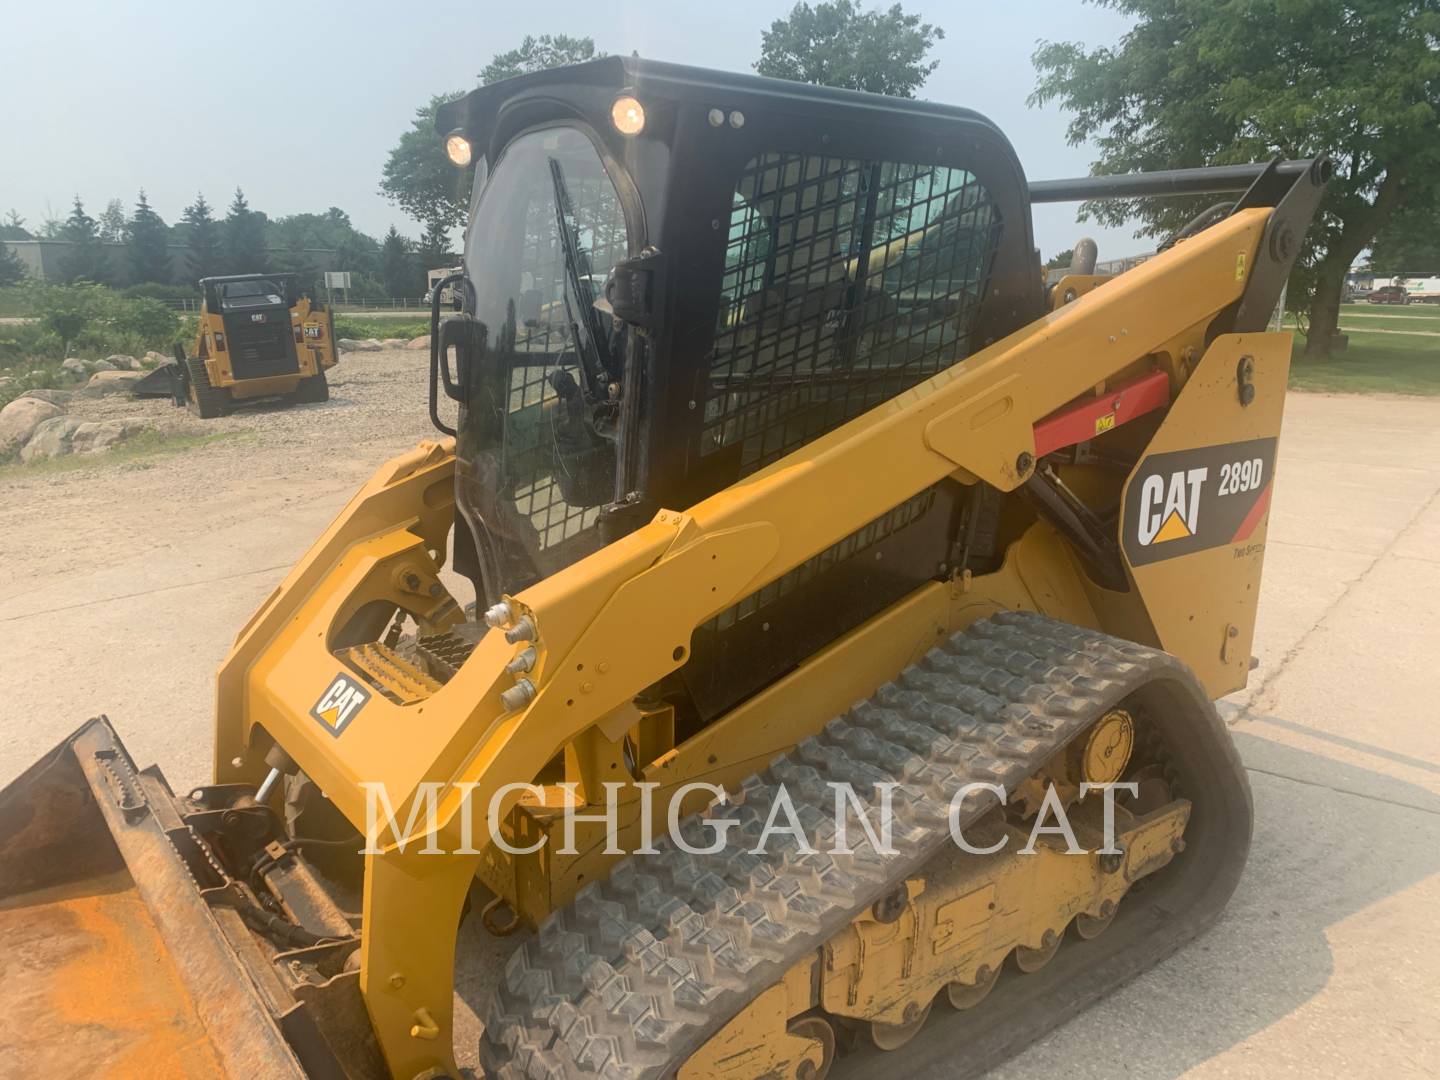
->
xmin=703 ymin=153 xmax=1002 ymax=475
xmin=502 ymin=157 xmax=628 ymax=552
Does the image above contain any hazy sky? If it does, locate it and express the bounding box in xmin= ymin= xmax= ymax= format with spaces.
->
xmin=0 ymin=0 xmax=1141 ymax=259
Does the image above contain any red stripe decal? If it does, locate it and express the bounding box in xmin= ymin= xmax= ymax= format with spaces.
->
xmin=1231 ymin=481 xmax=1273 ymax=542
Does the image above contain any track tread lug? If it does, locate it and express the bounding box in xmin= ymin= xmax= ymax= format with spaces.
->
xmin=479 ymin=614 xmax=1206 ymax=1078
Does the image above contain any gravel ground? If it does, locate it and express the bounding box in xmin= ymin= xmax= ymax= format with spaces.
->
xmin=63 ymin=347 xmax=436 ymax=459
xmin=0 ymin=348 xmax=441 ymax=588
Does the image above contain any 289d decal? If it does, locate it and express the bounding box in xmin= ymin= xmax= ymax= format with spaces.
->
xmin=1122 ymin=437 xmax=1277 ymax=567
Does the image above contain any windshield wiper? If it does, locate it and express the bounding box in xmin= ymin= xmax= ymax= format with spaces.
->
xmin=548 ymin=157 xmax=617 ymax=395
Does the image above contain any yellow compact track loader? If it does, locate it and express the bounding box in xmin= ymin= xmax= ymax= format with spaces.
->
xmin=133 ymin=273 xmax=338 ymax=416
xmin=0 ymin=58 xmax=1330 ymax=1080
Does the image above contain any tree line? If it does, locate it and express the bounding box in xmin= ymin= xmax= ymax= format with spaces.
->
xmin=0 ymin=188 xmax=452 ymax=297
xmin=7 ymin=0 xmax=1436 ymax=348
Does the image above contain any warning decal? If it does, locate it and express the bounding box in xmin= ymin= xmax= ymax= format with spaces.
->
xmin=1122 ymin=437 xmax=1278 ymax=567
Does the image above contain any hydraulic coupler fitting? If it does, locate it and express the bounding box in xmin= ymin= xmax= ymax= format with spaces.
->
xmin=499 ymin=679 xmax=537 ymax=712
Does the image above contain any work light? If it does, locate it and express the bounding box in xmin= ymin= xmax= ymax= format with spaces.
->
xmin=445 ymin=132 xmax=472 ymax=167
xmin=611 ymin=96 xmax=645 ymax=135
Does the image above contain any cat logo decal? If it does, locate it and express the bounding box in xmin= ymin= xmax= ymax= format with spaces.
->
xmin=1123 ymin=438 xmax=1276 ymax=566
xmin=310 ymin=673 xmax=370 ymax=737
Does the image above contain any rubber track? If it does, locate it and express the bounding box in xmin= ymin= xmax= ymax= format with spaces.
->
xmin=481 ymin=612 xmax=1202 ymax=1079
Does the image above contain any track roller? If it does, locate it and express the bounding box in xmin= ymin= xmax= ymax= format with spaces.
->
xmin=869 ymin=999 xmax=933 ymax=1051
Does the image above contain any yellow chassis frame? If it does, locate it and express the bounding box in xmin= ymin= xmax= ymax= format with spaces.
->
xmin=213 ymin=208 xmax=1291 ymax=1078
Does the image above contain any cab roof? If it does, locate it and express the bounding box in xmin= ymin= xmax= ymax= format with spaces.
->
xmin=435 ymin=56 xmax=1019 ymax=169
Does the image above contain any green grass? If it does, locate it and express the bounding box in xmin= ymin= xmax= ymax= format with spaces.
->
xmin=1289 ymin=328 xmax=1440 ymax=396
xmin=1339 ymin=301 xmax=1440 ymax=320
xmin=0 ymin=429 xmax=250 ymax=479
xmin=331 ymin=316 xmax=428 ymax=341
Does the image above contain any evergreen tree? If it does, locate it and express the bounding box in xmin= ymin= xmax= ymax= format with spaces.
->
xmin=127 ymin=189 xmax=171 ymax=284
xmin=1 ymin=210 xmax=31 ymax=241
xmin=57 ymin=196 xmax=109 ymax=283
xmin=181 ymin=192 xmax=221 ymax=281
xmin=223 ymin=187 xmax=267 ymax=273
xmin=0 ymin=240 xmax=25 ymax=286
xmin=416 ymin=219 xmax=453 ymax=272
xmin=380 ymin=226 xmax=416 ymax=296
xmin=38 ymin=211 xmax=66 ymax=239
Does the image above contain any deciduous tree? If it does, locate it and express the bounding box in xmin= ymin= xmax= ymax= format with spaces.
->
xmin=380 ymin=92 xmax=473 ymax=237
xmin=1031 ymin=0 xmax=1440 ymax=357
xmin=480 ymin=34 xmax=601 ymax=84
xmin=755 ymin=1 xmax=944 ymax=98
xmin=1367 ymin=191 xmax=1440 ymax=273
xmin=381 ymin=35 xmax=603 ymax=244
xmin=98 ymin=198 xmax=127 ymax=244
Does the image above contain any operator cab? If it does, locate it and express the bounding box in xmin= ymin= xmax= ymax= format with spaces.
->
xmin=433 ymin=57 xmax=1044 ymax=721
xmin=214 ymin=276 xmax=290 ymax=311
xmin=200 ymin=273 xmax=303 ymax=380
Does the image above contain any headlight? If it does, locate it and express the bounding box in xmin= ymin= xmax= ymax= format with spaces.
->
xmin=611 ymin=96 xmax=645 ymax=136
xmin=445 ymin=132 xmax=472 ymax=167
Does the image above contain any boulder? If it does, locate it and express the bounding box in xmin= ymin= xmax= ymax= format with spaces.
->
xmin=19 ymin=388 xmax=73 ymax=407
xmin=0 ymin=376 xmax=13 ymax=392
xmin=380 ymin=338 xmax=407 ymax=348
xmin=143 ymin=351 xmax=169 ymax=368
xmin=72 ymin=417 xmax=150 ymax=454
xmin=105 ymin=354 xmax=140 ymax=371
xmin=336 ymin=337 xmax=385 ymax=353
xmin=0 ymin=397 xmax=64 ymax=456
xmin=81 ymin=370 xmax=145 ymax=396
xmin=89 ymin=358 xmax=117 ymax=372
xmin=61 ymin=357 xmax=88 ymax=377
xmin=19 ymin=415 xmax=83 ymax=462
xmin=405 ymin=335 xmax=431 ymax=350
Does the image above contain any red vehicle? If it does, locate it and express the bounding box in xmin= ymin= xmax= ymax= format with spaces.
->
xmin=1368 ymin=285 xmax=1411 ymax=305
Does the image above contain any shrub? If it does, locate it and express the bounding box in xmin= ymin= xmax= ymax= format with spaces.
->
xmin=0 ymin=322 xmax=62 ymax=369
xmin=0 ymin=360 xmax=66 ymax=408
xmin=20 ymin=283 xmax=181 ymax=359
xmin=120 ymin=282 xmax=199 ymax=302
xmin=176 ymin=314 xmax=198 ymax=350
xmin=111 ymin=296 xmax=180 ymax=344
xmin=332 ymin=316 xmax=429 ymax=341
xmin=33 ymin=282 xmax=108 ymax=354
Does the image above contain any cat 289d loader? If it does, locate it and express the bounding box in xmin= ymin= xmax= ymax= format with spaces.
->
xmin=0 ymin=58 xmax=1329 ymax=1080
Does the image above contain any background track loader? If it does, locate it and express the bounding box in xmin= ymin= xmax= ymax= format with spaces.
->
xmin=132 ymin=273 xmax=338 ymax=417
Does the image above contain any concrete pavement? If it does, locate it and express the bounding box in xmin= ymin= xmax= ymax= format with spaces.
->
xmin=998 ymin=391 xmax=1440 ymax=1078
